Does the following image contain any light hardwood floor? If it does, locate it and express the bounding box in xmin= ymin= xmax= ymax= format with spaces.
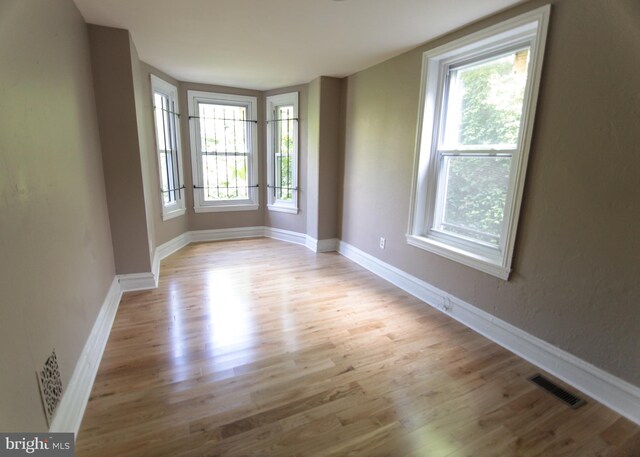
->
xmin=76 ymin=238 xmax=640 ymax=456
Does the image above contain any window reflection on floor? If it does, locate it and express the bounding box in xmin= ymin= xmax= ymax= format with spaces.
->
xmin=168 ymin=283 xmax=185 ymax=360
xmin=205 ymin=268 xmax=256 ymax=368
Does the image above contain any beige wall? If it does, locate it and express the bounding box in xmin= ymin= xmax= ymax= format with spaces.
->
xmin=130 ymin=41 xmax=158 ymax=257
xmin=88 ymin=25 xmax=152 ymax=274
xmin=317 ymin=77 xmax=342 ymax=240
xmin=340 ymin=0 xmax=640 ymax=387
xmin=305 ymin=77 xmax=343 ymax=241
xmin=306 ymin=79 xmax=321 ymax=240
xmin=0 ymin=0 xmax=115 ymax=430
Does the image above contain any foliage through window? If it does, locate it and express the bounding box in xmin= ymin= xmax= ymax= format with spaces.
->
xmin=266 ymin=92 xmax=299 ymax=213
xmin=435 ymin=49 xmax=529 ymax=247
xmin=188 ymin=91 xmax=258 ymax=212
xmin=151 ymin=75 xmax=185 ymax=220
xmin=408 ymin=7 xmax=550 ymax=279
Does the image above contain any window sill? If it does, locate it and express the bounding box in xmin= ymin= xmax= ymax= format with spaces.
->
xmin=267 ymin=204 xmax=298 ymax=215
xmin=161 ymin=206 xmax=186 ymax=221
xmin=405 ymin=234 xmax=511 ymax=280
xmin=194 ymin=203 xmax=259 ymax=213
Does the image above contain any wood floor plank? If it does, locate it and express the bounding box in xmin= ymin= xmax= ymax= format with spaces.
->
xmin=76 ymin=238 xmax=640 ymax=456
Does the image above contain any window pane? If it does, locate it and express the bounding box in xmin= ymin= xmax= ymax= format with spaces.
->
xmin=159 ymin=152 xmax=170 ymax=205
xmin=199 ymin=103 xmax=248 ymax=154
xmin=202 ymin=155 xmax=248 ymax=201
xmin=154 ymin=94 xmax=167 ymax=151
xmin=275 ymin=105 xmax=294 ymax=202
xmin=436 ymin=156 xmax=511 ymax=246
xmin=154 ymin=92 xmax=178 ymax=206
xmin=442 ymin=48 xmax=530 ymax=148
xmin=198 ymin=102 xmax=252 ymax=202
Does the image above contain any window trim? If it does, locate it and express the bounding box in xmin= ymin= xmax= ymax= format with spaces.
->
xmin=187 ymin=90 xmax=259 ymax=213
xmin=407 ymin=6 xmax=551 ymax=280
xmin=150 ymin=75 xmax=186 ymax=221
xmin=266 ymin=92 xmax=299 ymax=214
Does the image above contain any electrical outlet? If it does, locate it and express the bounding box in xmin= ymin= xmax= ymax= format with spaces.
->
xmin=379 ymin=237 xmax=386 ymax=249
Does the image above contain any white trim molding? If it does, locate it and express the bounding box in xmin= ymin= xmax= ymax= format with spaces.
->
xmin=118 ymin=272 xmax=156 ymax=292
xmin=305 ymin=236 xmax=318 ymax=252
xmin=265 ymin=227 xmax=308 ymax=246
xmin=305 ymin=236 xmax=339 ymax=253
xmin=49 ymin=277 xmax=123 ymax=437
xmin=266 ymin=92 xmax=299 ymax=214
xmin=189 ymin=226 xmax=264 ymax=243
xmin=152 ymin=231 xmax=191 ymax=283
xmin=150 ymin=74 xmax=187 ymax=221
xmin=338 ymin=240 xmax=640 ymax=425
xmin=407 ymin=6 xmax=551 ymax=280
xmin=187 ymin=90 xmax=259 ymax=213
xmin=315 ymin=238 xmax=339 ymax=253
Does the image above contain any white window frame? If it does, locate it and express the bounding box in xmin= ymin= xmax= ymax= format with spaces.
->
xmin=150 ymin=75 xmax=186 ymax=221
xmin=407 ymin=6 xmax=550 ymax=280
xmin=266 ymin=92 xmax=299 ymax=214
xmin=187 ymin=90 xmax=259 ymax=213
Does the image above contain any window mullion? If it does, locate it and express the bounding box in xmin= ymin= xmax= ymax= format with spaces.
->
xmin=438 ymin=148 xmax=516 ymax=157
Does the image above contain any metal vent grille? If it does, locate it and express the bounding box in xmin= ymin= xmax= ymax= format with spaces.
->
xmin=528 ymin=374 xmax=585 ymax=409
xmin=37 ymin=351 xmax=63 ymax=425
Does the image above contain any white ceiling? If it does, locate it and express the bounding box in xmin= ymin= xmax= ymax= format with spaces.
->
xmin=73 ymin=0 xmax=523 ymax=91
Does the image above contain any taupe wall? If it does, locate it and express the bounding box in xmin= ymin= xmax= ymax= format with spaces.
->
xmin=130 ymin=41 xmax=158 ymax=257
xmin=88 ymin=25 xmax=152 ymax=274
xmin=340 ymin=0 xmax=640 ymax=387
xmin=264 ymin=84 xmax=309 ymax=234
xmin=317 ymin=77 xmax=342 ymax=240
xmin=306 ymin=79 xmax=321 ymax=240
xmin=305 ymin=77 xmax=343 ymax=241
xmin=0 ymin=0 xmax=115 ymax=430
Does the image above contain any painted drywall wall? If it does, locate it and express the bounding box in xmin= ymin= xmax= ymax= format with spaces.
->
xmin=340 ymin=0 xmax=640 ymax=387
xmin=0 ymin=0 xmax=115 ymax=430
xmin=317 ymin=77 xmax=342 ymax=240
xmin=88 ymin=25 xmax=152 ymax=274
xmin=306 ymin=76 xmax=343 ymax=241
xmin=306 ymin=79 xmax=321 ymax=240
xmin=264 ymin=84 xmax=309 ymax=234
xmin=130 ymin=41 xmax=158 ymax=258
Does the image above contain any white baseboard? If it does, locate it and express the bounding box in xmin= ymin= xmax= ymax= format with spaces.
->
xmin=316 ymin=238 xmax=339 ymax=253
xmin=264 ymin=227 xmax=308 ymax=246
xmin=304 ymin=236 xmax=339 ymax=253
xmin=189 ymin=226 xmax=264 ymax=243
xmin=337 ymin=241 xmax=640 ymax=425
xmin=305 ymin=236 xmax=318 ymax=252
xmin=117 ymin=272 xmax=156 ymax=292
xmin=49 ymin=277 xmax=122 ymax=437
xmin=151 ymin=232 xmax=191 ymax=286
